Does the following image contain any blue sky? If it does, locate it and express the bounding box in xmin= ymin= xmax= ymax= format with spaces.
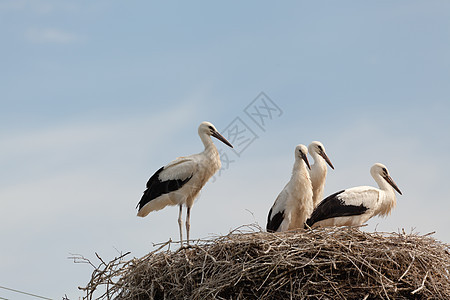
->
xmin=1 ymin=1 xmax=450 ymax=299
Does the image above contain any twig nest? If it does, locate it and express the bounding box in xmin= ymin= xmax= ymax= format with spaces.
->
xmin=81 ymin=225 xmax=450 ymax=299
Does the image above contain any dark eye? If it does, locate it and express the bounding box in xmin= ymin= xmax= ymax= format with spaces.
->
xmin=382 ymin=167 xmax=388 ymax=175
xmin=318 ymin=145 xmax=323 ymax=151
xmin=208 ymin=126 xmax=214 ymax=130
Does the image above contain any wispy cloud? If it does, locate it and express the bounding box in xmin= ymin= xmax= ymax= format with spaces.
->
xmin=0 ymin=100 xmax=202 ymax=297
xmin=0 ymin=0 xmax=78 ymax=14
xmin=0 ymin=0 xmax=26 ymax=11
xmin=25 ymin=27 xmax=84 ymax=44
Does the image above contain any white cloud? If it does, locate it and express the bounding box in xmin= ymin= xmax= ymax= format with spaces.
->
xmin=25 ymin=27 xmax=84 ymax=44
xmin=0 ymin=0 xmax=26 ymax=11
xmin=0 ymin=101 xmax=203 ymax=298
xmin=1 ymin=104 xmax=448 ymax=299
xmin=0 ymin=0 xmax=78 ymax=14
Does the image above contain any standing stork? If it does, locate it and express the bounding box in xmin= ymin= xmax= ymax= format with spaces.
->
xmin=305 ymin=163 xmax=402 ymax=228
xmin=266 ymin=145 xmax=313 ymax=232
xmin=308 ymin=141 xmax=334 ymax=208
xmin=136 ymin=121 xmax=233 ymax=245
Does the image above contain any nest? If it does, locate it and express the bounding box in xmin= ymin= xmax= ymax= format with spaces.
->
xmin=78 ymin=225 xmax=450 ymax=299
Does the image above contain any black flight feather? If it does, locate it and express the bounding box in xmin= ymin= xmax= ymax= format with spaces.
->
xmin=305 ymin=190 xmax=368 ymax=228
xmin=267 ymin=208 xmax=285 ymax=233
xmin=137 ymin=166 xmax=193 ymax=210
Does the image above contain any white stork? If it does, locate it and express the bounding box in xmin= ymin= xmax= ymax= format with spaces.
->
xmin=136 ymin=121 xmax=233 ymax=245
xmin=308 ymin=141 xmax=334 ymax=208
xmin=266 ymin=145 xmax=313 ymax=232
xmin=305 ymin=163 xmax=402 ymax=228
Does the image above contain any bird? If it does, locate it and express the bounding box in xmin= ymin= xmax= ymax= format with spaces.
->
xmin=136 ymin=121 xmax=233 ymax=245
xmin=266 ymin=144 xmax=313 ymax=232
xmin=308 ymin=141 xmax=334 ymax=208
xmin=305 ymin=163 xmax=402 ymax=228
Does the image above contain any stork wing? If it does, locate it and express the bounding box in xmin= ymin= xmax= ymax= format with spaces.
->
xmin=137 ymin=157 xmax=197 ymax=212
xmin=266 ymin=207 xmax=284 ymax=233
xmin=337 ymin=186 xmax=380 ymax=207
xmin=157 ymin=157 xmax=197 ymax=183
xmin=306 ymin=187 xmax=379 ymax=227
xmin=266 ymin=188 xmax=288 ymax=232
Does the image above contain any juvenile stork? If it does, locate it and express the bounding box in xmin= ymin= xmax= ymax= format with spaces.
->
xmin=305 ymin=163 xmax=402 ymax=228
xmin=136 ymin=121 xmax=233 ymax=245
xmin=266 ymin=145 xmax=313 ymax=232
xmin=308 ymin=141 xmax=334 ymax=208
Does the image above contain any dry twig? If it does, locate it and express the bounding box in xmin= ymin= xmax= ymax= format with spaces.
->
xmin=79 ymin=225 xmax=450 ymax=299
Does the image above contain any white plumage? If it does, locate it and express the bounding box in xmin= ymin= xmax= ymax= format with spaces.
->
xmin=266 ymin=145 xmax=313 ymax=232
xmin=308 ymin=141 xmax=334 ymax=208
xmin=136 ymin=121 xmax=233 ymax=245
xmin=306 ymin=163 xmax=402 ymax=228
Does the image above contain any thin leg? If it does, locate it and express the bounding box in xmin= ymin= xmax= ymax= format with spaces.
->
xmin=186 ymin=206 xmax=191 ymax=245
xmin=178 ymin=205 xmax=183 ymax=246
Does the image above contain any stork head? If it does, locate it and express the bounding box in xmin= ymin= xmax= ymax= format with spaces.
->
xmin=198 ymin=121 xmax=233 ymax=148
xmin=370 ymin=163 xmax=402 ymax=195
xmin=295 ymin=144 xmax=311 ymax=170
xmin=308 ymin=141 xmax=334 ymax=169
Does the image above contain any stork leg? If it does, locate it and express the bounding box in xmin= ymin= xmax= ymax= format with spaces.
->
xmin=186 ymin=206 xmax=191 ymax=245
xmin=178 ymin=205 xmax=183 ymax=246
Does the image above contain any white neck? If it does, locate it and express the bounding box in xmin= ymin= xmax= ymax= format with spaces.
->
xmin=373 ymin=174 xmax=394 ymax=193
xmin=310 ymin=153 xmax=327 ymax=207
xmin=290 ymin=158 xmax=312 ymax=194
xmin=199 ymin=132 xmax=214 ymax=149
xmin=311 ymin=152 xmax=327 ymax=171
xmin=199 ymin=132 xmax=220 ymax=161
xmin=293 ymin=158 xmax=305 ymax=175
xmin=373 ymin=174 xmax=396 ymax=216
xmin=310 ymin=151 xmax=320 ymax=162
xmin=288 ymin=158 xmax=313 ymax=229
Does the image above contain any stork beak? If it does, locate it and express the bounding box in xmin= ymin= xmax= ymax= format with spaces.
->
xmin=384 ymin=175 xmax=402 ymax=195
xmin=301 ymin=151 xmax=311 ymax=170
xmin=212 ymin=131 xmax=233 ymax=148
xmin=320 ymin=150 xmax=334 ymax=170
